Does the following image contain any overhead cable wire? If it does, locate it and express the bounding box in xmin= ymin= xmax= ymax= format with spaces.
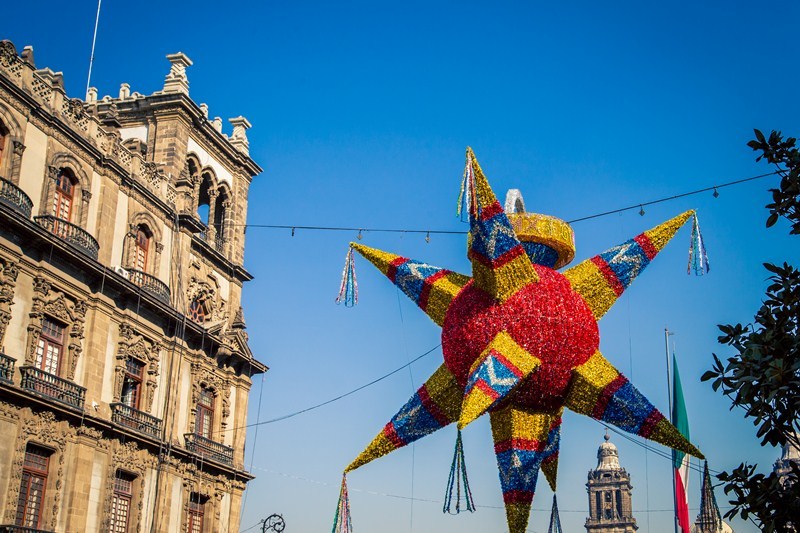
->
xmin=214 ymin=343 xmax=441 ymax=435
xmin=234 ymin=170 xmax=779 ymax=236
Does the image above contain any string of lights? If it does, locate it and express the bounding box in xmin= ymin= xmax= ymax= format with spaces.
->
xmin=234 ymin=170 xmax=779 ymax=236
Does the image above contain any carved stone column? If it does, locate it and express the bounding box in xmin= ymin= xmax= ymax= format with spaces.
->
xmin=0 ymin=260 xmax=19 ymax=350
xmin=205 ymin=188 xmax=218 ymax=241
xmin=10 ymin=140 xmax=25 ymax=185
xmin=24 ymin=276 xmax=50 ymax=366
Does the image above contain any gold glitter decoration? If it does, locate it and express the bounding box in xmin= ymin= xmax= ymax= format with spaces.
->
xmin=508 ymin=212 xmax=576 ymax=269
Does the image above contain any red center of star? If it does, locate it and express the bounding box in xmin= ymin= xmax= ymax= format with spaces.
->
xmin=442 ymin=265 xmax=600 ymax=411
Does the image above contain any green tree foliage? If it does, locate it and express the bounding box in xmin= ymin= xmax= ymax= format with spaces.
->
xmin=702 ymin=130 xmax=800 ymax=532
xmin=747 ymin=129 xmax=800 ymax=234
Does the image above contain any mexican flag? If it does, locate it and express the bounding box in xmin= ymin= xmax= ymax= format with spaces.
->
xmin=672 ymin=352 xmax=691 ymax=533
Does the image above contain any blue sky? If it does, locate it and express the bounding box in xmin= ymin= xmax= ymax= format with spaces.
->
xmin=4 ymin=2 xmax=800 ymax=531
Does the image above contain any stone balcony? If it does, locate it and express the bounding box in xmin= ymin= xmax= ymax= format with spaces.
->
xmin=111 ymin=403 xmax=163 ymax=440
xmin=0 ymin=176 xmax=33 ymax=218
xmin=19 ymin=366 xmax=86 ymax=411
xmin=128 ymin=268 xmax=171 ymax=304
xmin=34 ymin=215 xmax=99 ymax=260
xmin=184 ymin=432 xmax=233 ymax=466
xmin=0 ymin=352 xmax=15 ymax=383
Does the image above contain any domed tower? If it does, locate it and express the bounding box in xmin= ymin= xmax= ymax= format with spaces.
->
xmin=586 ymin=432 xmax=638 ymax=532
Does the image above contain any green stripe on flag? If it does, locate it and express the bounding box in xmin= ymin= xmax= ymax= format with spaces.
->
xmin=672 ymin=352 xmax=689 ymax=468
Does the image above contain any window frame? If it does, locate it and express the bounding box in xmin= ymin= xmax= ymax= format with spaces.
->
xmin=109 ymin=470 xmax=135 ymax=533
xmin=120 ymin=357 xmax=145 ymax=410
xmin=35 ymin=316 xmax=66 ymax=376
xmin=52 ymin=169 xmax=76 ymax=222
xmin=195 ymin=388 xmax=215 ymax=439
xmin=134 ymin=226 xmax=150 ymax=272
xmin=15 ymin=443 xmax=51 ymax=528
xmin=188 ymin=298 xmax=206 ymax=324
xmin=187 ymin=492 xmax=206 ymax=533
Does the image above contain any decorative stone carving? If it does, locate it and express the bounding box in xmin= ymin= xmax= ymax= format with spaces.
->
xmin=0 ymin=258 xmax=19 ymax=349
xmin=99 ymin=439 xmax=155 ymax=532
xmin=188 ymin=361 xmax=232 ymax=433
xmin=12 ymin=139 xmax=25 ymax=156
xmin=114 ymin=321 xmax=161 ymax=411
xmin=4 ymin=409 xmax=73 ymax=528
xmin=25 ymin=276 xmax=87 ymax=380
xmin=0 ymin=41 xmax=17 ymax=68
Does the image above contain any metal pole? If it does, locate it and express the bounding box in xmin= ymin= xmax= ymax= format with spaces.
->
xmin=86 ymin=0 xmax=102 ymax=98
xmin=665 ymin=328 xmax=678 ymax=533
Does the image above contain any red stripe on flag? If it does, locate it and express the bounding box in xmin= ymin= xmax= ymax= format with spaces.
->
xmin=674 ymin=468 xmax=691 ymax=533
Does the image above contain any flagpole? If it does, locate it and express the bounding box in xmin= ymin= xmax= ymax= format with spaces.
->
xmin=665 ymin=328 xmax=678 ymax=533
xmin=86 ymin=0 xmax=102 ymax=99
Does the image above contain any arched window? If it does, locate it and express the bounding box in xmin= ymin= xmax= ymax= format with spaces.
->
xmin=187 ymin=493 xmax=207 ymax=533
xmin=52 ymin=169 xmax=77 ymax=222
xmin=133 ymin=226 xmax=150 ymax=272
xmin=196 ymin=172 xmax=213 ymax=227
xmin=121 ymin=358 xmax=145 ymax=409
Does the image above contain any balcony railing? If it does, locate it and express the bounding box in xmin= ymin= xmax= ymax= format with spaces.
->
xmin=0 ymin=353 xmax=15 ymax=383
xmin=0 ymin=525 xmax=54 ymax=533
xmin=111 ymin=402 xmax=163 ymax=439
xmin=184 ymin=432 xmax=234 ymax=466
xmin=129 ymin=269 xmax=171 ymax=304
xmin=0 ymin=176 xmax=33 ymax=218
xmin=34 ymin=215 xmax=99 ymax=260
xmin=19 ymin=366 xmax=86 ymax=411
xmin=197 ymin=227 xmax=226 ymax=254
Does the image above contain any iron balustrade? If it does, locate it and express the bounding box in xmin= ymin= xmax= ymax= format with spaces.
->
xmin=34 ymin=215 xmax=99 ymax=259
xmin=183 ymin=432 xmax=234 ymax=466
xmin=19 ymin=366 xmax=86 ymax=411
xmin=0 ymin=352 xmax=15 ymax=383
xmin=111 ymin=403 xmax=163 ymax=439
xmin=0 ymin=526 xmax=54 ymax=533
xmin=0 ymin=176 xmax=33 ymax=218
xmin=128 ymin=269 xmax=171 ymax=304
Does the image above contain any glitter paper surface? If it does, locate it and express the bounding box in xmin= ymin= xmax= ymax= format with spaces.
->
xmin=343 ymin=150 xmax=703 ymax=533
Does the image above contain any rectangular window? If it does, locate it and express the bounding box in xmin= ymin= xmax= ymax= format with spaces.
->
xmin=195 ymin=389 xmax=214 ymax=439
xmin=15 ymin=444 xmax=51 ymax=528
xmin=187 ymin=493 xmax=205 ymax=533
xmin=110 ymin=471 xmax=134 ymax=533
xmin=35 ymin=317 xmax=65 ymax=376
xmin=121 ymin=358 xmax=145 ymax=409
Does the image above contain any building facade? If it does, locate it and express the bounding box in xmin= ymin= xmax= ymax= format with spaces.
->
xmin=585 ymin=433 xmax=637 ymax=533
xmin=0 ymin=39 xmax=266 ymax=532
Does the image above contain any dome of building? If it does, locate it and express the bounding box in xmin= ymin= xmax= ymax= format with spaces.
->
xmin=596 ymin=432 xmax=621 ymax=471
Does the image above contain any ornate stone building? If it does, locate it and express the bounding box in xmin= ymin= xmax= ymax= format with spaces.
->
xmin=585 ymin=433 xmax=637 ymax=533
xmin=692 ymin=462 xmax=733 ymax=533
xmin=0 ymin=39 xmax=267 ymax=532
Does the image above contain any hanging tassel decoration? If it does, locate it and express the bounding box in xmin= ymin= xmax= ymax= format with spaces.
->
xmin=456 ymin=151 xmax=477 ymax=221
xmin=687 ymin=214 xmax=710 ymax=275
xmin=547 ymin=494 xmax=563 ymax=533
xmin=332 ymin=474 xmax=354 ymax=533
xmin=443 ymin=429 xmax=476 ymax=514
xmin=336 ymin=247 xmax=358 ymax=307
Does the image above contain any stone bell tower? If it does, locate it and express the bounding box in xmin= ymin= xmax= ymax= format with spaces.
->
xmin=586 ymin=432 xmax=638 ymax=532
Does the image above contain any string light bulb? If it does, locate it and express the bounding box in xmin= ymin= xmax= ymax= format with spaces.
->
xmin=357 ymin=229 xmax=363 ymax=240
xmin=639 ymin=205 xmax=645 ymax=216
xmin=426 ymin=231 xmax=431 ymax=243
xmin=713 ymin=187 xmax=719 ymax=198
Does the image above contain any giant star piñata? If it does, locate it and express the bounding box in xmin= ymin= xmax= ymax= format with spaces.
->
xmin=342 ymin=149 xmax=704 ymax=533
